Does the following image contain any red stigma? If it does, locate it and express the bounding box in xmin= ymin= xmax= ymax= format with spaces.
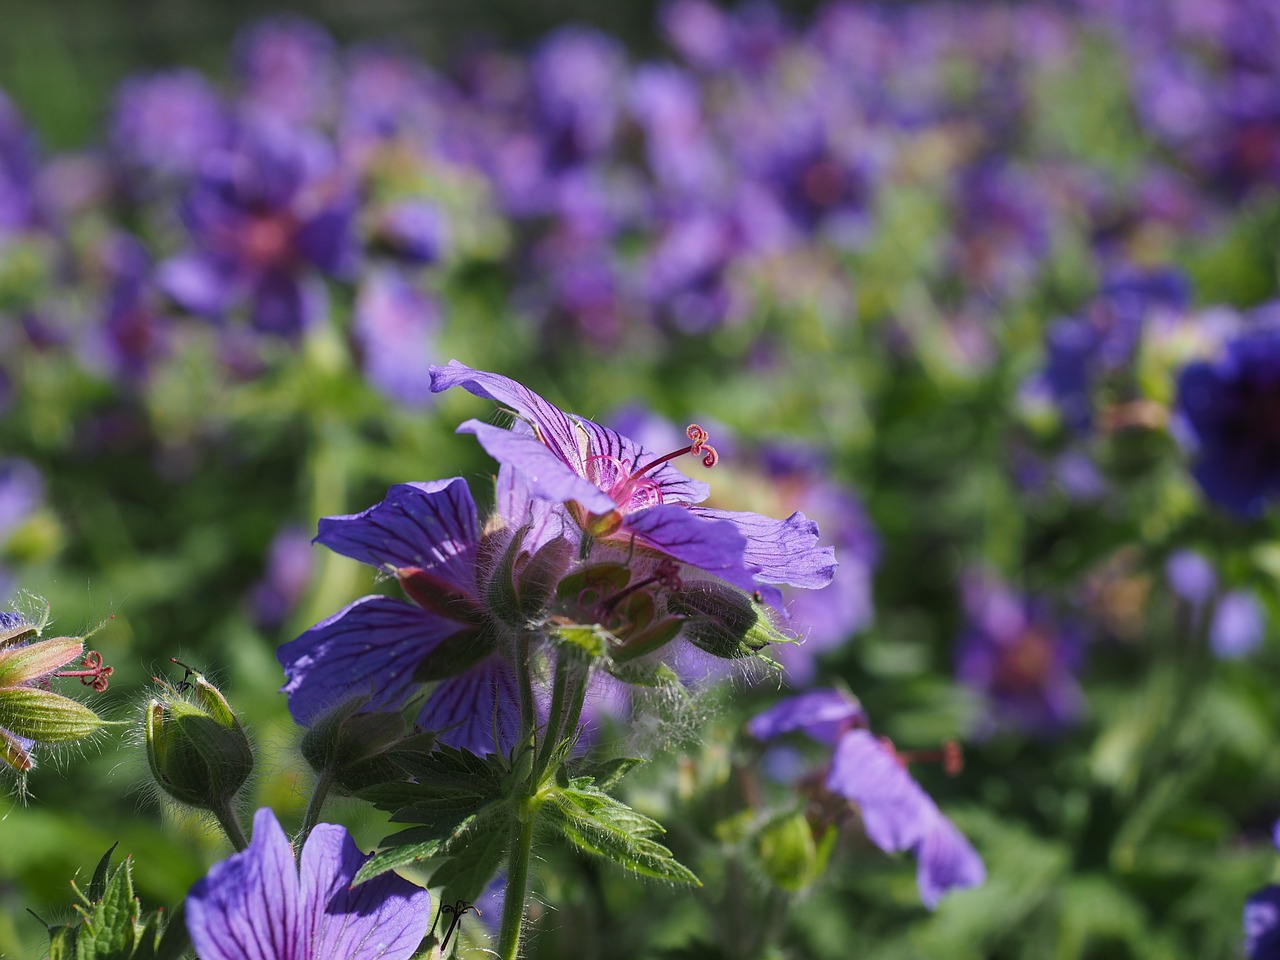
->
xmin=879 ymin=737 xmax=965 ymax=776
xmin=55 ymin=650 xmax=115 ymax=692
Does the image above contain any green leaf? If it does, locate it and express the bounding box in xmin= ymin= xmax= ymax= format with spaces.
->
xmin=355 ymin=799 xmax=512 ymax=884
xmin=429 ymin=823 xmax=510 ymax=905
xmin=75 ymin=858 xmax=140 ymax=960
xmin=48 ymin=925 xmax=78 ymax=960
xmin=567 ymin=756 xmax=644 ymax=792
xmin=542 ymin=783 xmax=700 ymax=886
xmin=87 ymin=843 xmax=119 ymax=903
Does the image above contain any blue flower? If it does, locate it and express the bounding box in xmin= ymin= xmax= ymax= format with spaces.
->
xmin=187 ymin=808 xmax=430 ymax=960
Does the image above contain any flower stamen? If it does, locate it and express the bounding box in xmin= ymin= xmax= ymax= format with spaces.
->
xmin=54 ymin=650 xmax=115 ymax=692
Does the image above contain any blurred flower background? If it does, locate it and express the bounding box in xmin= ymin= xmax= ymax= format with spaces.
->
xmin=3 ymin=0 xmax=1280 ymax=956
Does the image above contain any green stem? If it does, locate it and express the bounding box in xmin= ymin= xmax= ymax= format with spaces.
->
xmin=213 ymin=799 xmax=249 ymax=852
xmin=497 ymin=801 xmax=537 ymax=960
xmin=299 ymin=765 xmax=335 ymax=848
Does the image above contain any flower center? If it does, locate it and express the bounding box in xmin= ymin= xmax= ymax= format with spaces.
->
xmin=992 ymin=627 xmax=1055 ymax=694
xmin=584 ymin=423 xmax=719 ymax=516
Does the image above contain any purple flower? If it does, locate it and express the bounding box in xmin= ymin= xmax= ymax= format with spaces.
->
xmin=1165 ymin=549 xmax=1217 ymax=607
xmin=234 ymin=16 xmax=339 ymax=129
xmin=278 ymin=478 xmax=524 ymax=754
xmin=529 ymin=28 xmax=628 ymax=171
xmin=1176 ymin=327 xmax=1280 ymax=517
xmin=352 ymin=269 xmax=439 ymax=407
xmin=369 ymin=201 xmax=445 ymax=265
xmin=186 ymin=808 xmax=430 ymax=960
xmin=0 ymin=90 xmax=40 ymax=236
xmin=749 ymin=689 xmax=985 ymax=909
xmin=1246 ymin=886 xmax=1280 ymax=960
xmin=158 ymin=123 xmax=357 ymax=337
xmin=428 ymin=361 xmax=836 ymax=609
xmin=110 ymin=70 xmax=229 ymax=181
xmin=1210 ymin=590 xmax=1265 ymax=659
xmin=956 ymin=573 xmax=1084 ymax=737
xmin=249 ymin=525 xmax=315 ymax=630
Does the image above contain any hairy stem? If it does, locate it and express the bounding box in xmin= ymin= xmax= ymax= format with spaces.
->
xmin=497 ymin=797 xmax=538 ymax=960
xmin=213 ymin=799 xmax=249 ymax=852
xmin=299 ymin=765 xmax=335 ymax=849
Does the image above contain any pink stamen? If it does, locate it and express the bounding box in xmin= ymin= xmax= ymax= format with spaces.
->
xmin=879 ymin=737 xmax=965 ymax=776
xmin=631 ymin=423 xmax=720 ymax=479
xmin=55 ymin=650 xmax=114 ymax=692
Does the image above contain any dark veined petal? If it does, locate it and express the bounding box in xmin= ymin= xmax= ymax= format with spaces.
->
xmin=688 ymin=506 xmax=836 ymax=590
xmin=432 ymin=361 xmax=710 ymax=507
xmin=495 ymin=460 xmax=572 ymax=556
xmin=299 ymin=821 xmax=431 ymax=960
xmin=746 ymin=689 xmax=865 ymax=746
xmin=460 ymin=418 xmax=615 ymax=515
xmin=916 ymin=815 xmax=985 ymax=910
xmin=431 ymin=361 xmax=588 ymax=472
xmin=826 ymin=730 xmax=934 ymax=854
xmin=623 ymin=503 xmax=761 ymax=596
xmin=278 ymin=596 xmax=460 ymax=725
xmin=187 ymin=808 xmax=302 ymax=960
xmin=416 ymin=657 xmax=520 ymax=756
xmin=315 ymin=479 xmax=480 ymax=591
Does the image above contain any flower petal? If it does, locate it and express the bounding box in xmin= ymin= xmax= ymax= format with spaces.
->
xmin=916 ymin=815 xmax=986 ymax=910
xmin=278 ymin=595 xmax=459 ymax=724
xmin=299 ymin=822 xmax=431 ymax=960
xmin=315 ymin=479 xmax=479 ymax=590
xmin=826 ymin=730 xmax=934 ymax=853
xmin=623 ymin=504 xmax=760 ymax=595
xmin=746 ymin=689 xmax=864 ymax=746
xmin=688 ymin=507 xmax=836 ymax=590
xmin=417 ymin=657 xmax=520 ymax=756
xmin=187 ymin=808 xmax=301 ymax=960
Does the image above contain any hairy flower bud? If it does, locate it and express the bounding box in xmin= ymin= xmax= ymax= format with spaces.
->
xmin=300 ymin=698 xmax=436 ymax=793
xmin=145 ymin=664 xmax=253 ymax=810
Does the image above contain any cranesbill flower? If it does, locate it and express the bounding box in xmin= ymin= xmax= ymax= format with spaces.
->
xmin=186 ymin=807 xmax=430 ymax=960
xmin=109 ymin=70 xmax=229 ymax=182
xmin=748 ymin=689 xmax=985 ymax=909
xmin=158 ymin=122 xmax=357 ymax=338
xmin=1176 ymin=327 xmax=1280 ymax=518
xmin=233 ymin=16 xmax=339 ymax=130
xmin=428 ymin=361 xmax=835 ymax=609
xmin=352 ymin=269 xmax=439 ymax=407
xmin=956 ymin=573 xmax=1084 ymax=737
xmin=278 ymin=478 xmax=525 ymax=754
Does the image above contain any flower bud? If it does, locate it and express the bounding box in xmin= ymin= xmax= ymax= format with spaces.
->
xmin=300 ymin=698 xmax=437 ymax=793
xmin=145 ymin=666 xmax=253 ymax=810
xmin=666 ymin=582 xmax=793 ymax=661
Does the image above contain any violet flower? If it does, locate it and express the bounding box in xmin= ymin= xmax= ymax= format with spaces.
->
xmin=233 ymin=16 xmax=339 ymax=129
xmin=956 ymin=573 xmax=1084 ymax=737
xmin=158 ymin=122 xmax=357 ymax=337
xmin=1175 ymin=327 xmax=1280 ymax=517
xmin=1210 ymin=590 xmax=1265 ymax=659
xmin=1245 ymin=819 xmax=1280 ymax=960
xmin=186 ymin=807 xmax=430 ymax=960
xmin=428 ymin=361 xmax=836 ymax=609
xmin=352 ymin=268 xmax=439 ymax=407
xmin=748 ymin=689 xmax=985 ymax=909
xmin=278 ymin=478 xmax=528 ymax=755
xmin=109 ymin=70 xmax=229 ymax=182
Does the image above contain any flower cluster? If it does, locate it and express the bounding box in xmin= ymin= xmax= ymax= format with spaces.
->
xmin=280 ymin=362 xmax=836 ymax=753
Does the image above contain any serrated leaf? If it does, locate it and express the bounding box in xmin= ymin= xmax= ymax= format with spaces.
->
xmin=430 ymin=824 xmax=509 ymax=905
xmin=87 ymin=844 xmax=119 ymax=903
xmin=48 ymin=925 xmax=78 ymax=960
xmin=543 ymin=784 xmax=700 ymax=886
xmin=568 ymin=756 xmax=644 ymax=791
xmin=76 ymin=859 xmax=140 ymax=960
xmin=133 ymin=903 xmax=189 ymax=960
xmin=355 ymin=798 xmax=512 ymax=884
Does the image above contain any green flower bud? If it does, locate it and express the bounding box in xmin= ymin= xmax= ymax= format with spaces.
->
xmin=667 ymin=582 xmax=794 ymax=661
xmin=300 ymin=698 xmax=437 ymax=793
xmin=754 ymin=812 xmax=832 ymax=893
xmin=145 ymin=666 xmax=253 ymax=811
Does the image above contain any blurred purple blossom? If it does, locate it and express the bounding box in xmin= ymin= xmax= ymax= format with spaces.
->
xmin=234 ymin=16 xmax=339 ymax=129
xmin=110 ymin=70 xmax=229 ymax=182
xmin=249 ymin=525 xmax=314 ymax=630
xmin=1210 ymin=591 xmax=1265 ymax=659
xmin=956 ymin=573 xmax=1085 ymax=737
xmin=353 ymin=268 xmax=439 ymax=407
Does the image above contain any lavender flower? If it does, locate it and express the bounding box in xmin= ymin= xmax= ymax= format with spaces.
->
xmin=1210 ymin=590 xmax=1265 ymax=659
xmin=956 ymin=573 xmax=1084 ymax=737
xmin=1175 ymin=327 xmax=1280 ymax=517
xmin=278 ymin=478 xmax=527 ymax=754
xmin=352 ymin=269 xmax=439 ymax=407
xmin=158 ymin=123 xmax=357 ymax=337
xmin=234 ymin=16 xmax=339 ymax=129
xmin=749 ymin=689 xmax=985 ymax=909
xmin=109 ymin=70 xmax=228 ymax=181
xmin=429 ymin=361 xmax=836 ymax=609
xmin=186 ymin=807 xmax=430 ymax=960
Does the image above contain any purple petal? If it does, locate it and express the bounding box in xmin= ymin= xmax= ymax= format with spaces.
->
xmin=251 ymin=270 xmax=324 ymax=337
xmin=158 ymin=253 xmax=237 ymax=318
xmin=1165 ymin=549 xmax=1216 ymax=606
xmin=1210 ymin=591 xmax=1265 ymax=659
xmin=187 ymin=808 xmax=301 ymax=960
xmin=431 ymin=361 xmax=711 ymax=507
xmin=495 ymin=460 xmax=572 ymax=556
xmin=417 ymin=658 xmax=520 ymax=756
xmin=460 ymin=418 xmax=616 ymax=515
xmin=353 ymin=270 xmax=438 ymax=407
xmin=278 ymin=595 xmax=459 ymax=724
xmin=296 ymin=200 xmax=359 ymax=278
xmin=315 ymin=479 xmax=479 ymax=591
xmin=688 ymin=507 xmax=836 ymax=590
xmin=299 ymin=823 xmax=431 ymax=960
xmin=916 ymin=815 xmax=986 ymax=910
xmin=623 ymin=504 xmax=760 ymax=596
xmin=826 ymin=730 xmax=934 ymax=853
xmin=746 ymin=689 xmax=864 ymax=746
